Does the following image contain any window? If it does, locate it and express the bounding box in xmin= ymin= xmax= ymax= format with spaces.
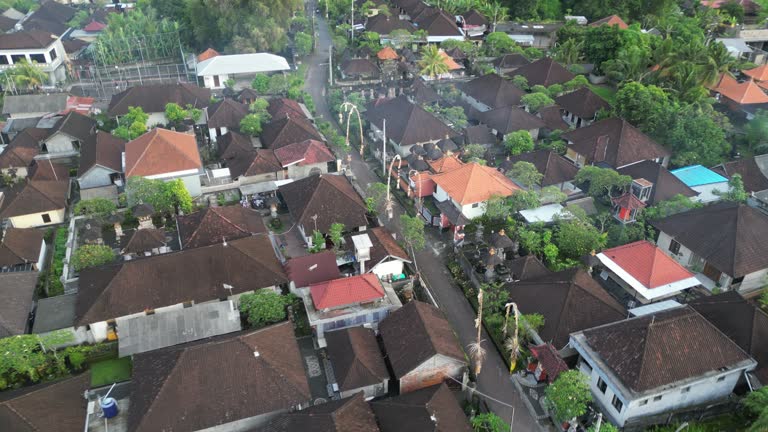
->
xmin=611 ymin=395 xmax=623 ymax=413
xmin=669 ymin=239 xmax=681 ymax=255
xmin=639 ymin=399 xmax=648 ymax=406
xmin=653 ymin=395 xmax=663 ymax=401
xmin=472 ymin=203 xmax=480 ymax=208
xmin=717 ymin=376 xmax=726 ymax=382
xmin=29 ymin=53 xmax=45 ymax=63
xmin=71 ymin=140 xmax=80 ymax=150
xmin=49 ymin=48 xmax=57 ymax=61
xmin=41 ymin=213 xmax=51 ymax=223
xmin=0 ymin=56 xmax=8 ymax=65
xmin=10 ymin=54 xmax=25 ymax=64
xmin=580 ymin=360 xmax=592 ymax=373
xmin=597 ymin=377 xmax=607 ymax=394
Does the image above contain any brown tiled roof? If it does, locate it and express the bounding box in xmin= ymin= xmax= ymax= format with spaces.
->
xmin=368 ymin=226 xmax=410 ymax=263
xmin=267 ymin=97 xmax=307 ymax=120
xmin=23 ymin=1 xmax=75 ymax=35
xmin=0 ymin=227 xmax=44 ymax=268
xmin=650 ymin=201 xmax=768 ymax=278
xmin=124 ymin=128 xmax=202 ymax=177
xmin=0 ymin=180 xmax=68 ymax=218
xmin=258 ymin=393 xmax=380 ymax=432
xmin=478 ymin=106 xmax=545 ymax=135
xmin=278 ymin=174 xmax=368 ymax=233
xmin=506 ymin=255 xmax=550 ymax=280
xmin=501 ymin=149 xmax=579 ymax=187
xmin=711 ymin=157 xmax=768 ymax=193
xmin=371 ymin=383 xmax=472 ymax=432
xmin=219 ymin=130 xmax=254 ymax=158
xmin=341 ymin=58 xmax=381 ymax=77
xmin=122 ymin=228 xmax=167 ymax=254
xmin=284 ymin=250 xmax=341 ymax=288
xmin=0 ymin=30 xmax=57 ymax=49
xmin=461 ymin=73 xmax=525 ymax=109
xmin=326 ymin=327 xmax=389 ymax=391
xmin=129 ymin=323 xmax=311 ymax=432
xmin=273 ymin=139 xmax=335 ymax=167
xmin=0 ymin=271 xmax=37 ymax=337
xmin=365 ymin=14 xmax=416 ymax=34
xmin=227 ymin=148 xmax=283 ymax=178
xmin=48 ymin=111 xmax=96 ymax=142
xmin=177 ymin=205 xmax=267 ymax=249
xmin=562 ymin=117 xmax=670 ymax=168
xmin=0 ymin=128 xmax=48 ymax=170
xmin=463 ymin=124 xmax=497 ymax=146
xmin=617 ymin=160 xmax=698 ymax=205
xmin=689 ymin=291 xmax=768 ymax=383
xmin=78 ymin=131 xmax=125 ymax=176
xmin=261 ymin=115 xmax=322 ymax=150
xmin=580 ymin=306 xmax=752 ymax=392
xmin=504 ymin=268 xmax=626 ymax=347
xmin=364 ymin=95 xmax=457 ymax=146
xmin=237 ymin=88 xmax=260 ymax=104
xmin=379 ymin=301 xmax=466 ymax=378
xmin=410 ymin=78 xmax=441 ymax=105
xmin=555 ymin=87 xmax=610 ymax=120
xmin=509 ymin=57 xmax=575 ymax=87
xmin=493 ymin=53 xmax=530 ymax=69
xmin=0 ymin=373 xmax=89 ymax=431
xmin=414 ymin=9 xmax=462 ymax=37
xmin=206 ymin=98 xmax=249 ymax=129
xmin=537 ymin=105 xmax=569 ymax=131
xmin=108 ymin=83 xmax=211 ymax=116
xmin=75 ymin=236 xmax=287 ymax=325
xmin=28 ymin=159 xmax=68 ymax=181
xmin=0 ymin=15 xmax=18 ymax=32
xmin=589 ymin=15 xmax=629 ymax=29
xmin=463 ymin=9 xmax=488 ymax=26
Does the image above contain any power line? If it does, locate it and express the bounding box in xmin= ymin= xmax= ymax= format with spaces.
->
xmin=444 ymin=375 xmax=520 ymax=410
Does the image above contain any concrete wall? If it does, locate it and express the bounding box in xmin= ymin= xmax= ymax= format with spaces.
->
xmin=400 ymin=354 xmax=465 ymax=394
xmin=0 ymin=39 xmax=66 ymax=84
xmin=461 ymin=200 xmax=486 ymax=219
xmin=433 ymin=184 xmax=450 ymax=202
xmin=208 ymin=126 xmax=228 ymax=143
xmin=179 ymin=173 xmax=202 ymax=197
xmin=371 ymin=259 xmax=405 ymax=279
xmin=691 ymin=183 xmax=728 ymax=203
xmin=36 ymin=239 xmax=47 ymax=271
xmin=9 ymin=208 xmax=65 ymax=228
xmin=239 ymin=171 xmax=281 ymax=185
xmin=737 ymin=268 xmax=768 ymax=294
xmin=43 ymin=132 xmax=79 ymax=155
xmin=146 ymin=112 xmax=167 ymax=127
xmin=78 ymin=165 xmax=118 ymax=189
xmin=340 ymin=380 xmax=389 ymax=400
xmin=287 ymin=162 xmax=327 ymax=180
xmin=202 ymin=74 xmax=231 ymax=89
xmin=460 ymin=93 xmax=491 ymax=113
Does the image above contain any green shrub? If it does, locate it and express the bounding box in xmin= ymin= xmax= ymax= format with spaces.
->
xmin=71 ymin=245 xmax=115 ymax=271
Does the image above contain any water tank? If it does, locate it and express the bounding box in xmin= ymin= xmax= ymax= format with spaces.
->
xmin=100 ymin=397 xmax=119 ymax=419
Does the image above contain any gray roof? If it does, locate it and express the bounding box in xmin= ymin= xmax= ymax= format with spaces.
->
xmin=117 ymin=300 xmax=243 ymax=357
xmin=2 ymin=94 xmax=68 ymax=115
xmin=0 ymin=271 xmax=37 ymax=337
xmin=32 ymin=293 xmax=77 ymax=333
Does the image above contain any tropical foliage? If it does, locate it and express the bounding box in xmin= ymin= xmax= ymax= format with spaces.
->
xmin=72 ymin=245 xmax=116 ymax=271
xmin=0 ymin=59 xmax=47 ymax=90
xmin=544 ymin=370 xmax=592 ymax=423
xmin=238 ymin=290 xmax=296 ymax=327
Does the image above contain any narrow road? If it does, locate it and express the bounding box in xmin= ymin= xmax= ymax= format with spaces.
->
xmin=304 ymin=7 xmax=542 ymax=431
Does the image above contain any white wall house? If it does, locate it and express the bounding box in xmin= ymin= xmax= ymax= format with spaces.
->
xmin=196 ymin=53 xmax=290 ymax=89
xmin=78 ymin=165 xmax=121 ymax=190
xmin=0 ymin=32 xmax=67 ymax=84
xmin=433 ymin=184 xmax=487 ymax=219
xmin=570 ymin=307 xmax=756 ymax=430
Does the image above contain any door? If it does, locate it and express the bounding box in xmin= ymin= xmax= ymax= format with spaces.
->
xmin=213 ymin=75 xmax=220 ymax=88
xmin=702 ymin=262 xmax=722 ymax=283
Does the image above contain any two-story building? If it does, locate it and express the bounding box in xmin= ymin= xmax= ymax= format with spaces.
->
xmin=571 ymin=306 xmax=756 ymax=430
xmin=0 ymin=30 xmax=67 ymax=84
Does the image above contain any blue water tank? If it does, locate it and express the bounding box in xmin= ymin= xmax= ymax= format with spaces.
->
xmin=100 ymin=397 xmax=119 ymax=419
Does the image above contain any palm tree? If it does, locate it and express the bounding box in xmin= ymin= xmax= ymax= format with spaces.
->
xmin=1 ymin=59 xmax=48 ymax=92
xmin=476 ymin=1 xmax=508 ymax=32
xmin=419 ymin=45 xmax=450 ymax=79
xmin=467 ymin=289 xmax=487 ymax=375
xmin=553 ymin=38 xmax=583 ymax=66
xmin=603 ymin=45 xmax=651 ymax=83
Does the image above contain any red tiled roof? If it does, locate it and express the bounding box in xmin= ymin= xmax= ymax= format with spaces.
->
xmin=611 ymin=193 xmax=647 ymax=210
xmin=273 ymin=139 xmax=335 ymax=167
xmin=589 ymin=15 xmax=628 ymax=29
xmin=743 ymin=65 xmax=768 ymax=82
xmin=427 ymin=154 xmax=464 ymax=173
xmin=530 ymin=343 xmax=569 ymax=383
xmin=197 ymin=47 xmax=220 ymax=62
xmin=710 ymin=74 xmax=768 ymax=105
xmin=431 ymin=162 xmax=520 ymax=205
xmin=83 ymin=20 xmax=106 ymax=32
xmin=439 ymin=50 xmax=462 ymax=70
xmin=125 ymin=128 xmax=202 ymax=177
xmin=310 ymin=273 xmax=384 ymax=309
xmin=377 ymin=46 xmax=399 ymax=60
xmin=601 ymin=240 xmax=694 ymax=289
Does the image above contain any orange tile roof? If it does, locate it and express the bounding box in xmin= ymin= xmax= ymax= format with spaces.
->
xmin=439 ymin=50 xmax=462 ymax=70
xmin=711 ymin=74 xmax=768 ymax=105
xmin=431 ymin=162 xmax=520 ymax=205
xmin=601 ymin=240 xmax=694 ymax=289
xmin=744 ymin=65 xmax=768 ymax=82
xmin=197 ymin=48 xmax=220 ymax=62
xmin=125 ymin=128 xmax=202 ymax=177
xmin=427 ymin=155 xmax=464 ymax=173
xmin=589 ymin=15 xmax=628 ymax=29
xmin=310 ymin=274 xmax=385 ymax=309
xmin=377 ymin=46 xmax=399 ymax=61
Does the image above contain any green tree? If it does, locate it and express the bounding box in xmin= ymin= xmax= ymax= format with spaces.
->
xmin=743 ymin=387 xmax=768 ymax=432
xmin=484 ymin=32 xmax=515 ymax=57
xmin=665 ymin=106 xmax=729 ymax=167
xmin=164 ymin=178 xmax=193 ymax=213
xmin=294 ymin=31 xmax=313 ymax=56
xmin=507 ymin=161 xmax=543 ymax=188
xmin=250 ymin=98 xmax=271 ymax=119
xmin=72 ymin=245 xmax=116 ymax=271
xmin=252 ymin=74 xmax=270 ymax=93
xmin=114 ymin=106 xmax=149 ymax=140
xmin=462 ymin=143 xmax=487 ymax=161
xmin=644 ymin=194 xmax=702 ymax=220
xmin=587 ymin=422 xmax=619 ymax=432
xmin=471 ymin=412 xmax=507 ymax=432
xmin=555 ymin=219 xmax=607 ymax=260
xmin=521 ymin=93 xmax=554 ymax=113
xmin=165 ymin=103 xmax=188 ymax=124
xmin=575 ymin=166 xmax=632 ymax=201
xmin=238 ymin=290 xmax=293 ymax=327
xmin=240 ymin=114 xmax=264 ymax=136
xmin=67 ymin=10 xmax=90 ymax=28
xmin=511 ymin=75 xmax=529 ymax=90
xmin=544 ymin=370 xmax=592 ymax=423
xmin=74 ymin=198 xmax=117 ymax=217
xmin=419 ymin=45 xmax=449 ymax=78
xmin=716 ymin=174 xmax=748 ymax=202
xmin=309 ymin=230 xmax=326 ymax=253
xmin=268 ymin=74 xmax=289 ymax=94
xmin=366 ymin=182 xmax=389 ymax=214
xmin=0 ymin=59 xmax=48 ymax=90
xmin=359 ymin=31 xmax=381 ymax=52
xmin=583 ymin=24 xmax=626 ymax=74
xmin=328 ymin=222 xmax=344 ymax=250
xmin=746 ymin=109 xmax=768 ymax=154
xmin=564 ymin=75 xmax=589 ymax=92
xmin=613 ymin=81 xmax=674 ymax=135
xmin=126 ymin=177 xmax=191 ymax=214
xmin=400 ymin=214 xmax=425 ymax=252
xmin=504 ymin=131 xmax=535 ymax=155
xmin=554 ymin=38 xmax=583 ymax=66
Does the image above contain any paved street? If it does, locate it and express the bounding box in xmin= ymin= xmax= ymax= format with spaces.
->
xmin=303 ymin=7 xmax=543 ymax=431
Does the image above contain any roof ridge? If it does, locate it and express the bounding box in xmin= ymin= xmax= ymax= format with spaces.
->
xmin=27 ymin=181 xmax=64 ymax=208
xmin=210 ymin=207 xmax=251 ymax=236
xmin=234 ymin=327 xmax=310 ymax=397
xmin=167 ymin=130 xmax=201 ymax=169
xmin=1 ymin=390 xmax=44 ymax=430
xmin=347 ymin=331 xmax=383 ymax=383
xmin=126 ymin=129 xmax=158 ymax=177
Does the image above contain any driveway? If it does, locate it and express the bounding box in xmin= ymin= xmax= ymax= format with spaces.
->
xmin=303 ymin=5 xmax=545 ymax=431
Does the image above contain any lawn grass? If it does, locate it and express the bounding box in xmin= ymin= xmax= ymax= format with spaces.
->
xmin=588 ymin=83 xmax=618 ymax=104
xmin=90 ymin=357 xmax=132 ymax=387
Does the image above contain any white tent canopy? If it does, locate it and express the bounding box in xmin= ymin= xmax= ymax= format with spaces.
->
xmin=196 ymin=53 xmax=290 ymax=77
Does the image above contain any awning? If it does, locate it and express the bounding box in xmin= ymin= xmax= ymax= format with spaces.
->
xmin=239 ymin=179 xmax=294 ymax=196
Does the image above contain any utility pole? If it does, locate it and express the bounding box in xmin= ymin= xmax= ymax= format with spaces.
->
xmin=329 ymin=46 xmax=333 ymax=86
xmin=351 ymin=0 xmax=354 ymax=42
xmin=382 ymin=119 xmax=386 ymax=175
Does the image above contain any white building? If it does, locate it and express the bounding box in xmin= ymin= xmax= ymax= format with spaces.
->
xmin=196 ymin=53 xmax=290 ymax=89
xmin=571 ymin=306 xmax=755 ymax=430
xmin=0 ymin=30 xmax=67 ymax=85
xmin=670 ymin=165 xmax=729 ymax=203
